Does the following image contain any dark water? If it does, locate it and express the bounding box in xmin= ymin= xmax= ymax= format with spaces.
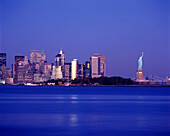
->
xmin=0 ymin=86 xmax=170 ymax=136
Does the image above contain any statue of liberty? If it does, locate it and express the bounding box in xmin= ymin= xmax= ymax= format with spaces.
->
xmin=138 ymin=52 xmax=144 ymax=70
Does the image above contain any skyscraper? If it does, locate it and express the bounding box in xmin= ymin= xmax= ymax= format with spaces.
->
xmin=17 ymin=56 xmax=33 ymax=84
xmin=94 ymin=54 xmax=106 ymax=77
xmin=55 ymin=66 xmax=63 ymax=79
xmin=2 ymin=65 xmax=12 ymax=80
xmin=90 ymin=56 xmax=100 ymax=78
xmin=29 ymin=50 xmax=45 ymax=64
xmin=29 ymin=50 xmax=46 ymax=81
xmin=55 ymin=50 xmax=65 ymax=67
xmin=0 ymin=53 xmax=6 ymax=79
xmin=43 ymin=61 xmax=51 ymax=80
xmin=84 ymin=61 xmax=90 ymax=79
xmin=71 ymin=59 xmax=78 ymax=80
xmin=55 ymin=50 xmax=65 ymax=78
xmin=77 ymin=64 xmax=84 ymax=80
xmin=90 ymin=54 xmax=106 ymax=78
xmin=64 ymin=63 xmax=71 ymax=81
xmin=51 ymin=65 xmax=56 ymax=80
xmin=13 ymin=56 xmax=25 ymax=83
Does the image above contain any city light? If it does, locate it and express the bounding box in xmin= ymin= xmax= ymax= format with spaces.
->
xmin=0 ymin=50 xmax=106 ymax=85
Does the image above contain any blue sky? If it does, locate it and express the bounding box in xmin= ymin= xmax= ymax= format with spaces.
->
xmin=0 ymin=0 xmax=169 ymax=78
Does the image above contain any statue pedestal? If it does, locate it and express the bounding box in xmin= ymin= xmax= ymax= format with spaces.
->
xmin=136 ymin=70 xmax=144 ymax=81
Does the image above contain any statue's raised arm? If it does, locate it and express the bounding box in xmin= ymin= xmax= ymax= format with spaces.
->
xmin=138 ymin=52 xmax=144 ymax=70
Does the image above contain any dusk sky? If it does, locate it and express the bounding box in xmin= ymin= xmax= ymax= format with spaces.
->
xmin=0 ymin=0 xmax=169 ymax=78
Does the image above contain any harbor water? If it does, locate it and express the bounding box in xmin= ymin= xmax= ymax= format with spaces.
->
xmin=0 ymin=86 xmax=170 ymax=136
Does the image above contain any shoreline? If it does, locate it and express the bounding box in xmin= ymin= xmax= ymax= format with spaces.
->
xmin=0 ymin=84 xmax=170 ymax=87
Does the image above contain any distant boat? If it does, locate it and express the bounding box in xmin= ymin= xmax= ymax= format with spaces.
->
xmin=24 ymin=83 xmax=38 ymax=86
xmin=65 ymin=83 xmax=70 ymax=86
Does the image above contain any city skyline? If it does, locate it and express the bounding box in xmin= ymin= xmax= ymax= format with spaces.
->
xmin=1 ymin=48 xmax=169 ymax=79
xmin=0 ymin=0 xmax=169 ymax=78
xmin=0 ymin=49 xmax=107 ymax=84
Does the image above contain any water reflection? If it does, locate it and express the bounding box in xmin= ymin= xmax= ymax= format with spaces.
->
xmin=0 ymin=87 xmax=170 ymax=136
xmin=69 ymin=114 xmax=78 ymax=127
xmin=71 ymin=95 xmax=78 ymax=103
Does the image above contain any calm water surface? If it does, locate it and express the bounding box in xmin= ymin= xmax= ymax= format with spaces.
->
xmin=0 ymin=86 xmax=170 ymax=136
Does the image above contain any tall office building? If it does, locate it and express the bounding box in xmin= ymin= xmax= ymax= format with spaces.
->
xmin=55 ymin=50 xmax=65 ymax=78
xmin=30 ymin=50 xmax=46 ymax=77
xmin=29 ymin=50 xmax=45 ymax=64
xmin=94 ymin=54 xmax=106 ymax=77
xmin=17 ymin=57 xmax=33 ymax=84
xmin=47 ymin=63 xmax=53 ymax=78
xmin=43 ymin=61 xmax=51 ymax=79
xmin=55 ymin=50 xmax=65 ymax=67
xmin=90 ymin=54 xmax=106 ymax=78
xmin=90 ymin=56 xmax=100 ymax=78
xmin=47 ymin=63 xmax=53 ymax=72
xmin=71 ymin=59 xmax=78 ymax=80
xmin=0 ymin=53 xmax=6 ymax=79
xmin=13 ymin=56 xmax=25 ymax=83
xmin=2 ymin=65 xmax=12 ymax=80
xmin=64 ymin=63 xmax=71 ymax=81
xmin=77 ymin=64 xmax=84 ymax=80
xmin=4 ymin=66 xmax=13 ymax=84
xmin=84 ymin=61 xmax=90 ymax=78
xmin=55 ymin=66 xmax=63 ymax=79
xmin=51 ymin=66 xmax=56 ymax=79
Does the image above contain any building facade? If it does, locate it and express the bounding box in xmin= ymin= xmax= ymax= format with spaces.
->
xmin=29 ymin=50 xmax=49 ymax=82
xmin=0 ymin=53 xmax=6 ymax=79
xmin=64 ymin=63 xmax=71 ymax=81
xmin=90 ymin=56 xmax=100 ymax=78
xmin=55 ymin=50 xmax=65 ymax=67
xmin=13 ymin=56 xmax=25 ymax=83
xmin=51 ymin=66 xmax=56 ymax=80
xmin=77 ymin=64 xmax=84 ymax=80
xmin=71 ymin=59 xmax=78 ymax=80
xmin=55 ymin=50 xmax=65 ymax=78
xmin=90 ymin=54 xmax=106 ymax=78
xmin=84 ymin=61 xmax=90 ymax=79
xmin=29 ymin=50 xmax=45 ymax=64
xmin=94 ymin=55 xmax=106 ymax=77
xmin=17 ymin=58 xmax=33 ymax=84
xmin=55 ymin=66 xmax=63 ymax=79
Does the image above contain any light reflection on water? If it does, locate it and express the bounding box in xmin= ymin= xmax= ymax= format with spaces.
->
xmin=0 ymin=87 xmax=170 ymax=136
xmin=0 ymin=94 xmax=170 ymax=100
xmin=69 ymin=114 xmax=78 ymax=127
